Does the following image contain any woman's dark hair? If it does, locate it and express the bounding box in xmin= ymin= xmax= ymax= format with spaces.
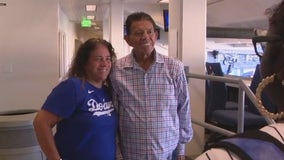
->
xmin=260 ymin=0 xmax=284 ymax=112
xmin=262 ymin=0 xmax=284 ymax=76
xmin=67 ymin=38 xmax=116 ymax=80
xmin=124 ymin=12 xmax=157 ymax=35
xmin=268 ymin=1 xmax=284 ymax=36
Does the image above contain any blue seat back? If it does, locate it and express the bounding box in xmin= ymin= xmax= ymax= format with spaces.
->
xmin=205 ymin=62 xmax=227 ymax=120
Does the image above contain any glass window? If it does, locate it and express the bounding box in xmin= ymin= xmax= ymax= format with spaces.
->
xmin=207 ymin=38 xmax=260 ymax=78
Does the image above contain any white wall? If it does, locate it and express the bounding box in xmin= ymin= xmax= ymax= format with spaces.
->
xmin=0 ymin=0 xmax=59 ymax=111
xmin=58 ymin=6 xmax=78 ymax=77
xmin=169 ymin=0 xmax=207 ymax=157
xmin=181 ymin=0 xmax=206 ymax=156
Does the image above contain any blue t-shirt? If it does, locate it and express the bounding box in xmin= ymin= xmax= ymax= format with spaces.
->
xmin=42 ymin=77 xmax=118 ymax=160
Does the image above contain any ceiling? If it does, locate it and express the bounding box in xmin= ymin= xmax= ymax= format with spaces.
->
xmin=59 ymin=0 xmax=282 ymax=37
xmin=59 ymin=0 xmax=166 ymax=33
xmin=207 ymin=0 xmax=282 ymax=29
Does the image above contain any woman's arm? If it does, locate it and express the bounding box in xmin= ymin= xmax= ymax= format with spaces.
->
xmin=33 ymin=109 xmax=63 ymax=160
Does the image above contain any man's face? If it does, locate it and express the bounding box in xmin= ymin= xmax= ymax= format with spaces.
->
xmin=124 ymin=20 xmax=158 ymax=55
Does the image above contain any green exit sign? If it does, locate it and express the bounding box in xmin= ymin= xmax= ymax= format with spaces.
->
xmin=81 ymin=18 xmax=92 ymax=27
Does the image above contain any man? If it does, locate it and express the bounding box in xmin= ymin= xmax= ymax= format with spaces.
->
xmin=110 ymin=12 xmax=193 ymax=160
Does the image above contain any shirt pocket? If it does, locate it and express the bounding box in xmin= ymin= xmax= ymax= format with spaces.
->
xmin=150 ymin=75 xmax=175 ymax=99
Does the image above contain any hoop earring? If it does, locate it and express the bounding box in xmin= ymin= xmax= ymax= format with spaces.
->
xmin=256 ymin=74 xmax=284 ymax=120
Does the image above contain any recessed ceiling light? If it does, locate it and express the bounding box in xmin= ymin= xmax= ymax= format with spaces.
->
xmin=94 ymin=26 xmax=100 ymax=30
xmin=87 ymin=15 xmax=95 ymax=20
xmin=158 ymin=0 xmax=169 ymax=3
xmin=86 ymin=5 xmax=96 ymax=11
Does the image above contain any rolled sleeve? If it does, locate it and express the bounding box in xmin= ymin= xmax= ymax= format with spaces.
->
xmin=176 ymin=66 xmax=193 ymax=145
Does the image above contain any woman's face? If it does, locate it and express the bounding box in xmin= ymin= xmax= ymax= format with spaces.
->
xmin=85 ymin=44 xmax=112 ymax=85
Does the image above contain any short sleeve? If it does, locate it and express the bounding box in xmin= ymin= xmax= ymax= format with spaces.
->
xmin=42 ymin=79 xmax=78 ymax=118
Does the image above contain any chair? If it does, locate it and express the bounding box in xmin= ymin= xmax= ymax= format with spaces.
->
xmin=205 ymin=62 xmax=238 ymax=122
xmin=205 ymin=62 xmax=267 ymax=132
xmin=205 ymin=62 xmax=224 ymax=76
xmin=204 ymin=63 xmax=269 ymax=150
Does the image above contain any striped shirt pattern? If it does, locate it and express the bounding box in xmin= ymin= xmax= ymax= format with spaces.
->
xmin=110 ymin=51 xmax=193 ymax=160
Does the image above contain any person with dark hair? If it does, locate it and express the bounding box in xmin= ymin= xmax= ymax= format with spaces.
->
xmin=195 ymin=1 xmax=284 ymax=159
xmin=110 ymin=12 xmax=193 ymax=160
xmin=259 ymin=0 xmax=284 ymax=114
xmin=33 ymin=38 xmax=118 ymax=160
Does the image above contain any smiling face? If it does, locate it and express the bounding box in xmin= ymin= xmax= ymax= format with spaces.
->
xmin=124 ymin=20 xmax=158 ymax=57
xmin=85 ymin=44 xmax=112 ymax=87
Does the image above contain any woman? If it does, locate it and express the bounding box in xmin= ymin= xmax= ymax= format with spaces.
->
xmin=260 ymin=0 xmax=284 ymax=113
xmin=33 ymin=38 xmax=118 ymax=160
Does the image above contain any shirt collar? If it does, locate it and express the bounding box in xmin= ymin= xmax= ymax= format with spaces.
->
xmin=123 ymin=49 xmax=164 ymax=68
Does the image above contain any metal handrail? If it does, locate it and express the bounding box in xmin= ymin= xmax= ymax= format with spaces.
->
xmin=188 ymin=73 xmax=275 ymax=135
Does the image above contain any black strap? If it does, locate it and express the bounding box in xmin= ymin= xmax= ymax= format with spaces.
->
xmin=268 ymin=125 xmax=284 ymax=142
xmin=210 ymin=141 xmax=252 ymax=160
xmin=230 ymin=129 xmax=284 ymax=152
xmin=206 ymin=129 xmax=284 ymax=160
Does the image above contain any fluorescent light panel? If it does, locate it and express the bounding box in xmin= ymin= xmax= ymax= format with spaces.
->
xmin=87 ymin=15 xmax=95 ymax=20
xmin=86 ymin=5 xmax=96 ymax=11
xmin=159 ymin=0 xmax=169 ymax=3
